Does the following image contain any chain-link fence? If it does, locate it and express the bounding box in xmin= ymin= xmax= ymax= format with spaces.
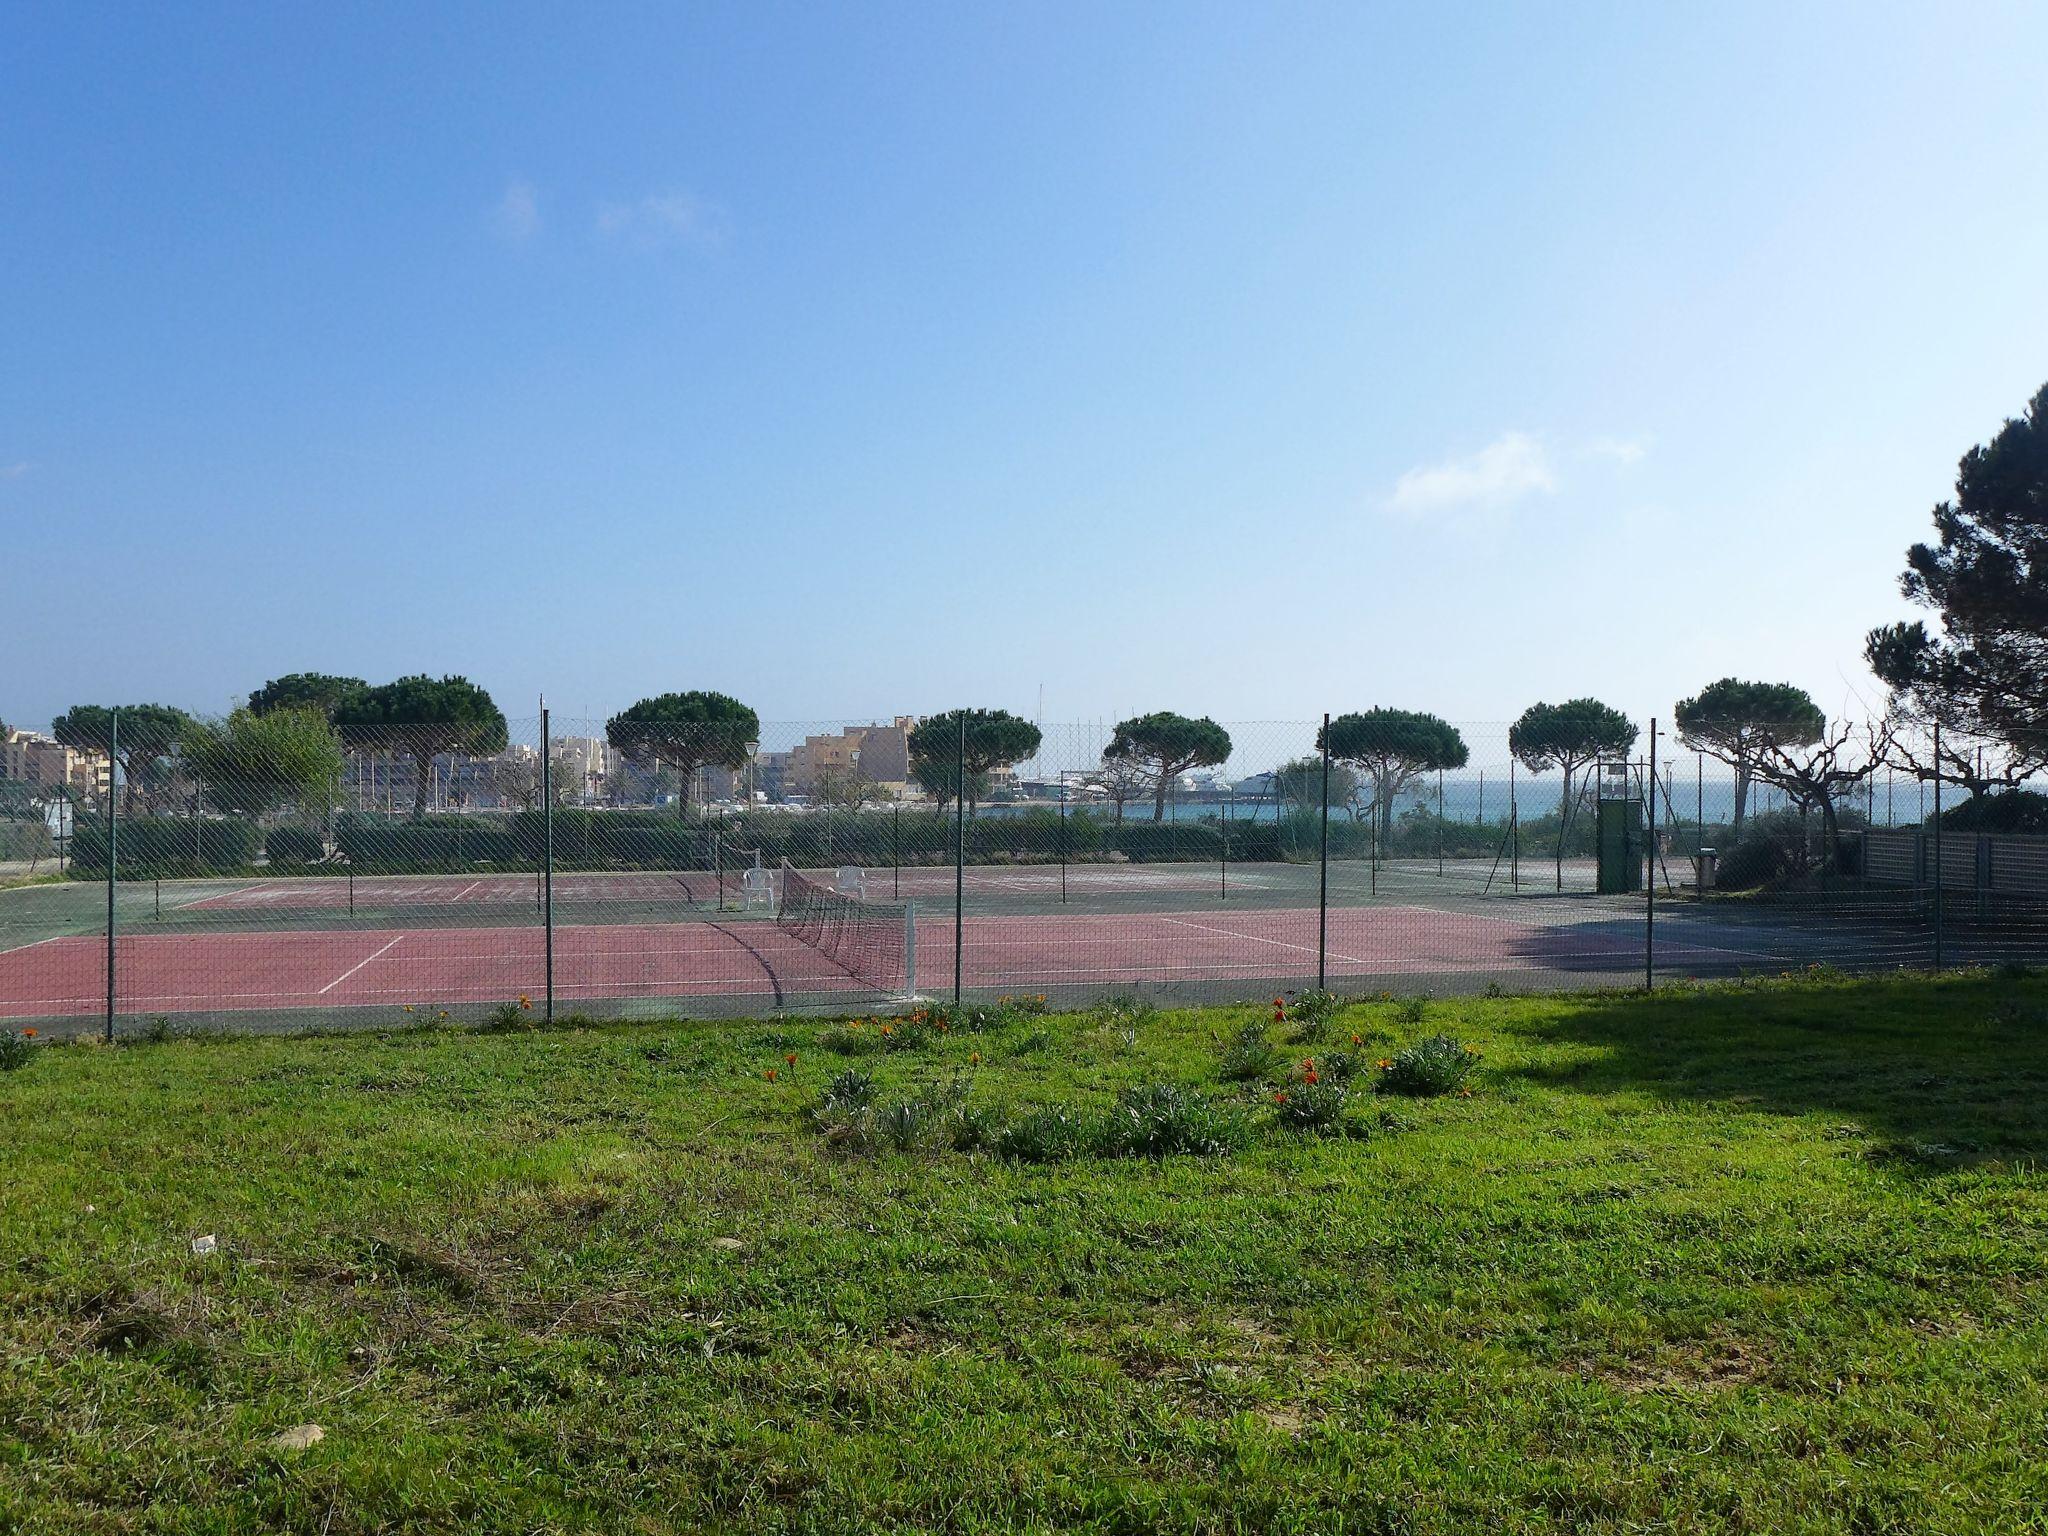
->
xmin=3 ymin=709 xmax=2045 ymax=1037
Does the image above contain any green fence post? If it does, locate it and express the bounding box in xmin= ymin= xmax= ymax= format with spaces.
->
xmin=543 ymin=704 xmax=555 ymax=1023
xmin=104 ymin=709 xmax=118 ymax=1044
xmin=953 ymin=713 xmax=966 ymax=1004
xmin=1318 ymin=714 xmax=1330 ymax=992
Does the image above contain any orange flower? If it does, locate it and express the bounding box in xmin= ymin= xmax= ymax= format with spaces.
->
xmin=20 ymin=1028 xmax=35 ymax=1039
xmin=1458 ymin=1087 xmax=1472 ymax=1098
xmin=1273 ymin=1091 xmax=1289 ymax=1104
xmin=879 ymin=1024 xmax=894 ymax=1036
xmin=1303 ymin=1070 xmax=1319 ymax=1085
xmin=969 ymin=1051 xmax=982 ymax=1065
xmin=1350 ymin=1034 xmax=1363 ymax=1046
xmin=519 ymin=995 xmax=532 ymax=1010
xmin=785 ymin=1052 xmax=797 ymax=1066
xmin=1376 ymin=1058 xmax=1392 ymax=1070
xmin=764 ymin=1068 xmax=778 ymax=1081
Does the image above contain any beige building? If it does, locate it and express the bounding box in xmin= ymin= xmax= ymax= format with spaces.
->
xmin=787 ymin=718 xmax=914 ymax=799
xmin=1 ymin=729 xmax=110 ymax=798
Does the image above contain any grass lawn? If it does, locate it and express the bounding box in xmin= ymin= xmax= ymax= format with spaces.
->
xmin=4 ymin=973 xmax=2047 ymax=1533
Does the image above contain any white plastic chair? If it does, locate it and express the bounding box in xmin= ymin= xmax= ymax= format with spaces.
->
xmin=835 ymin=865 xmax=867 ymax=899
xmin=741 ymin=866 xmax=776 ymax=910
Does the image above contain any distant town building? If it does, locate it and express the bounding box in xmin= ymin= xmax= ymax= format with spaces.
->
xmin=0 ymin=729 xmax=111 ymax=799
xmin=786 ymin=719 xmax=915 ymax=800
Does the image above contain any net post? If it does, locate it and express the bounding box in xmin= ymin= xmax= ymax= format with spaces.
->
xmin=542 ymin=702 xmax=555 ymax=1024
xmin=1318 ymin=712 xmax=1330 ymax=992
xmin=104 ymin=708 xmax=118 ymax=1044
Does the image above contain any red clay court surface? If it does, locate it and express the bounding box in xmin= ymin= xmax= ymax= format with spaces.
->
xmin=0 ymin=903 xmax=1781 ymax=1025
xmin=176 ymin=864 xmax=1291 ymax=912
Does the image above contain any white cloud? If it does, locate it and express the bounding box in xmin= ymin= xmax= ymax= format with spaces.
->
xmin=1586 ymin=434 xmax=1651 ymax=466
xmin=1387 ymin=432 xmax=1557 ymax=519
xmin=493 ymin=180 xmax=540 ymax=242
xmin=0 ymin=462 xmax=28 ymax=480
xmin=595 ymin=191 xmax=725 ymax=249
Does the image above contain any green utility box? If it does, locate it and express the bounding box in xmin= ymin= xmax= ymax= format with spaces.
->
xmin=1596 ymin=798 xmax=1644 ymax=895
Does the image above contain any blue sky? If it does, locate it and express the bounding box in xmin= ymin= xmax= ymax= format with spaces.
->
xmin=4 ymin=2 xmax=2045 ymax=740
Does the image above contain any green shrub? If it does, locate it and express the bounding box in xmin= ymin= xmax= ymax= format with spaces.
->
xmin=945 ymin=1102 xmax=1002 ymax=1152
xmin=820 ymin=1068 xmax=877 ymax=1111
xmin=1935 ymin=789 xmax=2048 ymax=834
xmin=1377 ymin=1034 xmax=1480 ymax=1097
xmin=478 ymin=1001 xmax=535 ymax=1033
xmin=264 ymin=826 xmax=325 ymax=866
xmin=0 ymin=1027 xmax=37 ymax=1071
xmin=1218 ymin=1022 xmax=1280 ymax=1082
xmin=1273 ymin=1080 xmax=1350 ymax=1134
xmin=820 ymin=1022 xmax=885 ymax=1056
xmin=1318 ymin=1050 xmax=1364 ymax=1084
xmin=1089 ymin=995 xmax=1158 ymax=1030
xmin=1098 ymin=1084 xmax=1245 ymax=1157
xmin=996 ymin=1106 xmax=1093 ymax=1163
xmin=875 ymin=1100 xmax=933 ymax=1151
xmin=1392 ymin=995 xmax=1430 ymax=1026
xmin=1292 ymin=988 xmax=1340 ymax=1023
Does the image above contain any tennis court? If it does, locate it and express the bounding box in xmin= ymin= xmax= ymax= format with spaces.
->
xmin=0 ymin=855 xmax=1988 ymax=1035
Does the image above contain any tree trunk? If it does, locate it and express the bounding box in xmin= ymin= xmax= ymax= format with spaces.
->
xmin=1152 ymin=767 xmax=1169 ymax=822
xmin=1732 ymin=764 xmax=1750 ymax=833
xmin=1819 ymin=796 xmax=1844 ymax=876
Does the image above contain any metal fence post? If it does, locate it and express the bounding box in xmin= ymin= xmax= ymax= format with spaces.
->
xmin=1220 ymin=786 xmax=1230 ymax=900
xmin=953 ymin=713 xmax=966 ymax=1004
xmin=1510 ymin=754 xmax=1520 ymax=890
xmin=104 ymin=709 xmax=118 ymax=1043
xmin=1931 ymin=716 xmax=1944 ymax=972
xmin=1437 ymin=766 xmax=1445 ymax=877
xmin=1645 ymin=719 xmax=1657 ymax=990
xmin=1318 ymin=713 xmax=1330 ymax=991
xmin=542 ymin=703 xmax=555 ymax=1022
xmin=1058 ymin=776 xmax=1069 ymax=905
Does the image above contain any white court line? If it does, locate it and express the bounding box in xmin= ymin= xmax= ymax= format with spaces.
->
xmin=318 ymin=935 xmax=406 ymax=995
xmin=1155 ymin=914 xmax=1377 ymax=968
xmin=0 ymin=935 xmax=66 ymax=958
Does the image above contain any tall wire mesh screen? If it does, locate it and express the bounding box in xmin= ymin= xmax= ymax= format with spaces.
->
xmin=3 ymin=710 xmax=2046 ymax=1037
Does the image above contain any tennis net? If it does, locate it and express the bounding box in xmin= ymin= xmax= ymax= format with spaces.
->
xmin=776 ymin=861 xmax=917 ymax=997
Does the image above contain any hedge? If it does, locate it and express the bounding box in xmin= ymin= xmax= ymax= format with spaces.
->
xmin=265 ymin=826 xmax=326 ymax=866
xmin=72 ymin=817 xmax=262 ymax=878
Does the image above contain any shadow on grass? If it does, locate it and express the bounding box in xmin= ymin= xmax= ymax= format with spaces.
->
xmin=1510 ymin=971 xmax=2048 ymax=1170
